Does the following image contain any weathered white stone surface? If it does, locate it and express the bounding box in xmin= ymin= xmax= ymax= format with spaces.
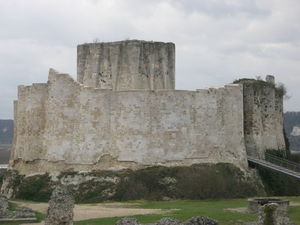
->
xmin=77 ymin=40 xmax=175 ymax=90
xmin=238 ymin=77 xmax=286 ymax=159
xmin=10 ymin=69 xmax=247 ymax=175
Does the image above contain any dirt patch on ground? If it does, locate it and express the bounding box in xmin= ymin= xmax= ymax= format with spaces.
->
xmin=13 ymin=200 xmax=174 ymax=223
xmin=290 ymin=201 xmax=300 ymax=206
xmin=225 ymin=207 xmax=248 ymax=213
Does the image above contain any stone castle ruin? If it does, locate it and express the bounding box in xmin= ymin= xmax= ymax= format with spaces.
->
xmin=8 ymin=40 xmax=285 ymax=176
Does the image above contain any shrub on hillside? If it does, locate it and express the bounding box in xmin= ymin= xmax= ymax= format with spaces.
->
xmin=115 ymin=163 xmax=264 ymax=201
xmin=15 ymin=173 xmax=53 ymax=202
xmin=4 ymin=163 xmax=265 ymax=203
xmin=257 ymin=165 xmax=300 ymax=196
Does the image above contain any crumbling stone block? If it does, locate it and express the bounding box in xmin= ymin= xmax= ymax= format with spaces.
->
xmin=0 ymin=194 xmax=8 ymax=217
xmin=184 ymin=216 xmax=218 ymax=225
xmin=45 ymin=186 xmax=74 ymax=225
xmin=116 ymin=217 xmax=141 ymax=225
xmin=13 ymin=207 xmax=36 ymax=218
xmin=154 ymin=217 xmax=182 ymax=225
xmin=247 ymin=203 xmax=294 ymax=225
xmin=266 ymin=75 xmax=275 ymax=85
xmin=115 ymin=216 xmax=218 ymax=225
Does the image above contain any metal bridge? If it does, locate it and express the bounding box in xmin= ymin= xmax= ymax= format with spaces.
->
xmin=247 ymin=153 xmax=300 ymax=179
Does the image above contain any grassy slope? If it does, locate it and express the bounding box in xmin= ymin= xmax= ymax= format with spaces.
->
xmin=6 ymin=197 xmax=300 ymax=225
xmin=288 ymin=197 xmax=300 ymax=225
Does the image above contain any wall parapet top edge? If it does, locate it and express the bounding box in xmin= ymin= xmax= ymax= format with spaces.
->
xmin=77 ymin=39 xmax=175 ymax=47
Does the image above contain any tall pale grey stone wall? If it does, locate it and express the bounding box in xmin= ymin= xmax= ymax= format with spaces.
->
xmin=10 ymin=70 xmax=247 ymax=175
xmin=77 ymin=40 xmax=175 ymax=90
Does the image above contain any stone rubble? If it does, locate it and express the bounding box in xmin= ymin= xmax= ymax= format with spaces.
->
xmin=0 ymin=194 xmax=8 ymax=217
xmin=116 ymin=216 xmax=218 ymax=225
xmin=154 ymin=217 xmax=182 ymax=225
xmin=0 ymin=194 xmax=35 ymax=219
xmin=45 ymin=185 xmax=74 ymax=225
xmin=116 ymin=217 xmax=141 ymax=225
xmin=184 ymin=216 xmax=218 ymax=225
xmin=247 ymin=203 xmax=294 ymax=225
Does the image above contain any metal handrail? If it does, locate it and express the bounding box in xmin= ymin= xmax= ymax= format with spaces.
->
xmin=265 ymin=153 xmax=300 ymax=167
xmin=264 ymin=153 xmax=300 ymax=173
xmin=247 ymin=157 xmax=300 ymax=179
xmin=265 ymin=153 xmax=300 ymax=166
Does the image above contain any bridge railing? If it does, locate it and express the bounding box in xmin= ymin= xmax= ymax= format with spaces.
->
xmin=265 ymin=153 xmax=300 ymax=173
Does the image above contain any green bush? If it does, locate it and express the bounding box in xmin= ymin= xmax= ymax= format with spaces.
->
xmin=0 ymin=171 xmax=4 ymax=188
xmin=5 ymin=164 xmax=265 ymax=203
xmin=290 ymin=154 xmax=300 ymax=164
xmin=75 ymin=179 xmax=118 ymax=203
xmin=175 ymin=164 xmax=262 ymax=199
xmin=16 ymin=173 xmax=53 ymax=202
xmin=115 ymin=166 xmax=176 ymax=201
xmin=261 ymin=140 xmax=300 ymax=196
xmin=64 ymin=170 xmax=124 ymax=203
xmin=257 ymin=165 xmax=300 ymax=196
xmin=263 ymin=205 xmax=276 ymax=225
xmin=115 ymin=163 xmax=264 ymax=201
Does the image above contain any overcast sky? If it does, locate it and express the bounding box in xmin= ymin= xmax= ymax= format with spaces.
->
xmin=1 ymin=0 xmax=300 ymax=119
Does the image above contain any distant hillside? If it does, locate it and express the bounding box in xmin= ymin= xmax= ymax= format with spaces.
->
xmin=284 ymin=112 xmax=300 ymax=152
xmin=0 ymin=145 xmax=10 ymax=164
xmin=0 ymin=120 xmax=13 ymax=144
xmin=0 ymin=120 xmax=13 ymax=164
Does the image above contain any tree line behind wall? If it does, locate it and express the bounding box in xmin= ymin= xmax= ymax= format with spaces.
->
xmin=0 ymin=120 xmax=13 ymax=164
xmin=284 ymin=112 xmax=300 ymax=152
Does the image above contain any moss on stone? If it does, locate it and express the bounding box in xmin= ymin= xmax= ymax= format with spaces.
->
xmin=234 ymin=78 xmax=287 ymax=99
xmin=71 ymin=163 xmax=264 ymax=202
xmin=263 ymin=205 xmax=276 ymax=225
xmin=3 ymin=163 xmax=265 ymax=203
xmin=15 ymin=173 xmax=53 ymax=202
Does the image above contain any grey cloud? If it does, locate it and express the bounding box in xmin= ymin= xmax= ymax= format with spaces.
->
xmin=0 ymin=0 xmax=300 ymax=118
xmin=173 ymin=0 xmax=270 ymax=18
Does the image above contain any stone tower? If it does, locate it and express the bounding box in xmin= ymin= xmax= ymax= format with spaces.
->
xmin=77 ymin=40 xmax=175 ymax=90
xmin=236 ymin=75 xmax=286 ymax=158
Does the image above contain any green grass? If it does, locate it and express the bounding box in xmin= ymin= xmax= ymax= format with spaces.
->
xmin=288 ymin=197 xmax=300 ymax=225
xmin=76 ymin=199 xmax=256 ymax=225
xmin=75 ymin=197 xmax=300 ymax=225
xmin=8 ymin=201 xmax=19 ymax=211
xmin=6 ymin=197 xmax=300 ymax=225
